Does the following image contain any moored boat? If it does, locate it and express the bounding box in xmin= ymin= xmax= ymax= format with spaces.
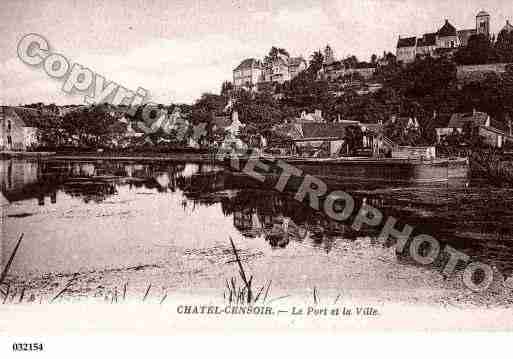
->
xmin=223 ymin=155 xmax=470 ymax=184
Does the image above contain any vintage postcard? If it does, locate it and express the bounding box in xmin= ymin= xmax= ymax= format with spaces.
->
xmin=1 ymin=0 xmax=513 ymax=355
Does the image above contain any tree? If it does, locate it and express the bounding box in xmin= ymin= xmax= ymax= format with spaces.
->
xmin=220 ymin=81 xmax=233 ymax=97
xmin=308 ymin=50 xmax=324 ymax=77
xmin=455 ymin=34 xmax=495 ymax=65
xmin=496 ymin=29 xmax=513 ymax=62
xmin=59 ymin=105 xmax=125 ymax=148
xmin=190 ymin=93 xmax=228 ymax=125
xmin=370 ymin=54 xmax=378 ymax=65
xmin=343 ymin=55 xmax=359 ymax=69
xmin=264 ymin=47 xmax=290 ymax=65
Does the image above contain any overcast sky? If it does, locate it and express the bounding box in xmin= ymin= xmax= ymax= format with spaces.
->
xmin=1 ymin=0 xmax=512 ymax=105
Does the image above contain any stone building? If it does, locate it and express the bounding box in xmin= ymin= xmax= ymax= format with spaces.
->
xmin=232 ymin=54 xmax=306 ymax=90
xmin=0 ymin=107 xmax=40 ymax=151
xmin=396 ymin=37 xmax=417 ymax=63
xmin=435 ymin=110 xmax=513 ymax=148
xmin=396 ymin=10 xmax=492 ymax=63
xmin=232 ymin=58 xmax=263 ymax=90
xmin=317 ymin=44 xmax=376 ymax=81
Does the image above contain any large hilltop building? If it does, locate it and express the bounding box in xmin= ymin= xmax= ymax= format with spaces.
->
xmin=232 ymin=59 xmax=263 ymax=90
xmin=396 ymin=10 xmax=492 ymax=63
xmin=232 ymin=53 xmax=307 ymax=91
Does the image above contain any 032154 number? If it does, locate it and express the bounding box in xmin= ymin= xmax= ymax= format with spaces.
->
xmin=12 ymin=343 xmax=44 ymax=351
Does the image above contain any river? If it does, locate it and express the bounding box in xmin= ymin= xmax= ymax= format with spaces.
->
xmin=2 ymin=158 xmax=513 ymax=305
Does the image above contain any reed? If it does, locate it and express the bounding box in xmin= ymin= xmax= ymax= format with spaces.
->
xmin=123 ymin=282 xmax=128 ymax=301
xmin=50 ymin=274 xmax=78 ymax=303
xmin=224 ymin=238 xmax=278 ymax=305
xmin=0 ymin=234 xmax=24 ymax=287
xmin=18 ymin=286 xmax=26 ymax=303
xmin=333 ymin=293 xmax=342 ymax=305
xmin=313 ymin=286 xmax=319 ymax=305
xmin=263 ymin=280 xmax=272 ymax=303
xmin=160 ymin=293 xmax=168 ymax=305
xmin=229 ymin=237 xmax=252 ymax=303
xmin=2 ymin=283 xmax=10 ymax=304
xmin=142 ymin=284 xmax=152 ymax=301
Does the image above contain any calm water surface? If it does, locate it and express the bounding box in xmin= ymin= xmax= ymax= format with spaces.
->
xmin=2 ymin=158 xmax=513 ymax=289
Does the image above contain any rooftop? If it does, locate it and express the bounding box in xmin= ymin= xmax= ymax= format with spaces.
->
xmin=2 ymin=106 xmax=43 ymax=127
xmin=397 ymin=37 xmax=417 ymax=48
xmin=438 ymin=20 xmax=457 ymax=37
xmin=417 ymin=33 xmax=437 ymax=47
xmin=234 ymin=58 xmax=262 ymax=71
xmin=299 ymin=122 xmax=348 ymax=139
xmin=447 ymin=111 xmax=495 ymax=129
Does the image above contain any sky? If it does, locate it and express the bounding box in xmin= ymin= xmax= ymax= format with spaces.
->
xmin=1 ymin=0 xmax=512 ymax=105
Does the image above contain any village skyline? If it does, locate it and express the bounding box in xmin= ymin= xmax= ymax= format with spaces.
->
xmin=1 ymin=0 xmax=512 ymax=106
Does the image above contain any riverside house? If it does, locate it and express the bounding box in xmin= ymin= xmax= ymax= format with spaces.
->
xmin=273 ymin=111 xmax=350 ymax=157
xmin=0 ymin=106 xmax=40 ymax=151
xmin=436 ymin=110 xmax=513 ymax=148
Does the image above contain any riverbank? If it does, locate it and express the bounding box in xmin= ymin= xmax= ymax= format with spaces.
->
xmin=0 ymin=151 xmax=55 ymax=158
xmin=3 ymin=234 xmax=513 ymax=309
xmin=1 ymin=149 xmax=215 ymax=163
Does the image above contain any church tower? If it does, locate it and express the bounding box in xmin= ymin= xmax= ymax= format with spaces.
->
xmin=323 ymin=45 xmax=335 ymax=64
xmin=476 ymin=10 xmax=490 ymax=37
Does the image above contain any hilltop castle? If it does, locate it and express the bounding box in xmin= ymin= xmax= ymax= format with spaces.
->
xmin=232 ymin=53 xmax=307 ymax=91
xmin=396 ymin=10 xmax=511 ymax=63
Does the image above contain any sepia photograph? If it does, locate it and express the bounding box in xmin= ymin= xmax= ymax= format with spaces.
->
xmin=1 ymin=0 xmax=513 ymax=355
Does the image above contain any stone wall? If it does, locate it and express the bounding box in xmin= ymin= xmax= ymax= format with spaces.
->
xmin=456 ymin=63 xmax=512 ymax=82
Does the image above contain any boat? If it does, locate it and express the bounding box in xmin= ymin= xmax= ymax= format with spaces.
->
xmin=222 ymin=155 xmax=469 ymax=184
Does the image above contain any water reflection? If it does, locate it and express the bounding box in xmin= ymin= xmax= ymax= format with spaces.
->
xmin=0 ymin=159 xmax=218 ymax=204
xmin=2 ymin=159 xmax=513 ymax=280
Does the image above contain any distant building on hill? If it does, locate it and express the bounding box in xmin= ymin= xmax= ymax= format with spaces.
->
xmin=396 ymin=10 xmax=492 ymax=63
xmin=232 ymin=58 xmax=263 ymax=90
xmin=396 ymin=37 xmax=418 ymax=63
xmin=288 ymin=57 xmax=308 ymax=80
xmin=317 ymin=44 xmax=376 ymax=81
xmin=232 ymin=54 xmax=306 ymax=90
xmin=502 ymin=20 xmax=513 ymax=34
